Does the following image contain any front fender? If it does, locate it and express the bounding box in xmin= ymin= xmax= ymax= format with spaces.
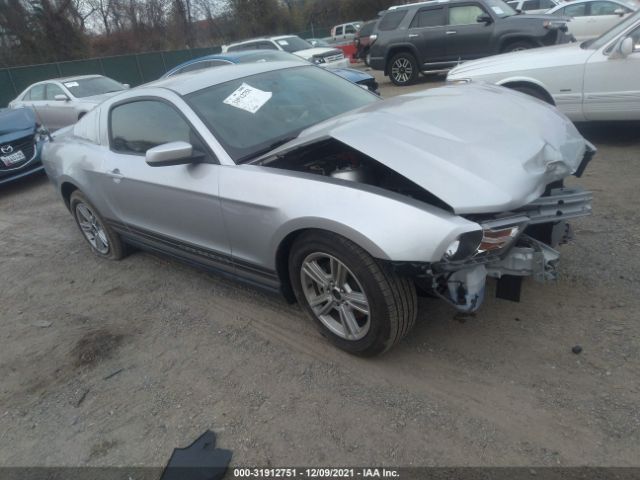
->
xmin=219 ymin=165 xmax=481 ymax=271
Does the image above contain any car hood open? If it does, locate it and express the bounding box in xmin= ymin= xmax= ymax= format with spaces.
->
xmin=284 ymin=83 xmax=588 ymax=214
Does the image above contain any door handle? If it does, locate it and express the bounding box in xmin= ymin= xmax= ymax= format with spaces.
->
xmin=446 ymin=30 xmax=457 ymax=35
xmin=105 ymin=168 xmax=124 ymax=181
xmin=408 ymin=33 xmax=420 ymax=38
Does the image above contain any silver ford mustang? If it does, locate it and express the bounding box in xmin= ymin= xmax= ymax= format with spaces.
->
xmin=42 ymin=61 xmax=594 ymax=356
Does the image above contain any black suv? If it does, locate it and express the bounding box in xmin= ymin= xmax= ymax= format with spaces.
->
xmin=369 ymin=0 xmax=571 ymax=85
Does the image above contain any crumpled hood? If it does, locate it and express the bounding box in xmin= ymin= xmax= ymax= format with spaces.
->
xmin=0 ymin=107 xmax=37 ymax=144
xmin=296 ymin=83 xmax=588 ymax=214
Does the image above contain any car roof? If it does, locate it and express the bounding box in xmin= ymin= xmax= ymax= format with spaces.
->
xmin=148 ymin=61 xmax=307 ymax=96
xmin=36 ymin=74 xmax=103 ymax=84
xmin=164 ymin=51 xmax=304 ymax=77
xmin=389 ymin=0 xmax=450 ymax=10
xmin=547 ymin=0 xmax=629 ymax=10
xmin=227 ymin=35 xmax=301 ymax=47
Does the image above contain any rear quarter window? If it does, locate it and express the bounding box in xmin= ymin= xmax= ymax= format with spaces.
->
xmin=378 ymin=10 xmax=408 ymax=30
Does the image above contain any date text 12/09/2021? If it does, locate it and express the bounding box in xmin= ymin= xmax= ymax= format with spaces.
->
xmin=232 ymin=468 xmax=400 ymax=478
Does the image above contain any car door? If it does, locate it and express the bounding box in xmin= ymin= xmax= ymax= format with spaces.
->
xmin=559 ymin=2 xmax=593 ymax=41
xmin=585 ymin=1 xmax=633 ymax=37
xmin=406 ymin=6 xmax=450 ymax=66
xmin=99 ymin=98 xmax=233 ymax=273
xmin=445 ymin=3 xmax=495 ymax=60
xmin=583 ymin=24 xmax=640 ymax=120
xmin=43 ymin=83 xmax=77 ymax=130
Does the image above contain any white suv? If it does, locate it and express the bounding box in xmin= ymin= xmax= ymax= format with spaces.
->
xmin=223 ymin=36 xmax=350 ymax=68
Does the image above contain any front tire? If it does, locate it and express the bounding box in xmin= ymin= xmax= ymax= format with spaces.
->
xmin=507 ymin=85 xmax=553 ymax=104
xmin=289 ymin=231 xmax=417 ymax=356
xmin=70 ymin=191 xmax=125 ymax=260
xmin=388 ymin=52 xmax=419 ymax=86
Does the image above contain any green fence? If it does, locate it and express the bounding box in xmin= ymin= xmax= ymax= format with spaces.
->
xmin=0 ymin=46 xmax=222 ymax=107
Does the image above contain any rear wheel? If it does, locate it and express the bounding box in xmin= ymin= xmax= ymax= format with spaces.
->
xmin=388 ymin=52 xmax=419 ymax=86
xmin=70 ymin=191 xmax=125 ymax=260
xmin=289 ymin=231 xmax=417 ymax=356
xmin=502 ymin=40 xmax=535 ymax=53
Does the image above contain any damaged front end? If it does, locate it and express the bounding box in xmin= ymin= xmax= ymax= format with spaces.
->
xmin=427 ymin=182 xmax=593 ymax=312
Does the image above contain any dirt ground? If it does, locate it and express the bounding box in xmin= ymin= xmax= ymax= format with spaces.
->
xmin=1 ymin=67 xmax=639 ymax=470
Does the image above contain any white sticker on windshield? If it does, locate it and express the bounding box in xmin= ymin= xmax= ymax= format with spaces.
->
xmin=64 ymin=81 xmax=79 ymax=88
xmin=491 ymin=6 xmax=504 ymax=14
xmin=277 ymin=40 xmax=289 ymax=46
xmin=223 ymin=83 xmax=272 ymax=114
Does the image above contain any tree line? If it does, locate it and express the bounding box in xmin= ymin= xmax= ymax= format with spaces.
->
xmin=0 ymin=0 xmax=398 ymax=67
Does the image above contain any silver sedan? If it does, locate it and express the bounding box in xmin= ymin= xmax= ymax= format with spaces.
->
xmin=9 ymin=74 xmax=128 ymax=131
xmin=42 ymin=62 xmax=594 ymax=355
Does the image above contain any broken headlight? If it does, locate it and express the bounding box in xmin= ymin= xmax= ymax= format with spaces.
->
xmin=443 ymin=230 xmax=483 ymax=261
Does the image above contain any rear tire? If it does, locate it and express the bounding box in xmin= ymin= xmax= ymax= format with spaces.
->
xmin=388 ymin=52 xmax=419 ymax=86
xmin=289 ymin=231 xmax=417 ymax=356
xmin=70 ymin=191 xmax=125 ymax=260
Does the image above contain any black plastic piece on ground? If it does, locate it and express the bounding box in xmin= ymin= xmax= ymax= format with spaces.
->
xmin=160 ymin=430 xmax=232 ymax=480
xmin=495 ymin=275 xmax=522 ymax=302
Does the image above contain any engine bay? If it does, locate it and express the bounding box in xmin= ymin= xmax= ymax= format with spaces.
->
xmin=260 ymin=138 xmax=453 ymax=212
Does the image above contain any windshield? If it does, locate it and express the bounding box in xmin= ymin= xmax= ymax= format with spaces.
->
xmin=63 ymin=76 xmax=124 ymax=98
xmin=484 ymin=0 xmax=517 ymax=17
xmin=274 ymin=36 xmax=313 ymax=53
xmin=583 ymin=10 xmax=640 ymax=49
xmin=185 ymin=66 xmax=378 ymax=163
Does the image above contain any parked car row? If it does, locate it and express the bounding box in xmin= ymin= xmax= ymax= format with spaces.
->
xmin=447 ymin=9 xmax=640 ymax=121
xmin=366 ymin=0 xmax=636 ymax=85
xmin=8 ymin=4 xmax=637 ymax=356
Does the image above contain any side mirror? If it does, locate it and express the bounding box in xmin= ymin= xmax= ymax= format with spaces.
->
xmin=146 ymin=141 xmax=195 ymax=167
xmin=614 ymin=7 xmax=626 ymax=16
xmin=123 ymin=83 xmax=130 ymax=89
xmin=619 ymin=36 xmax=634 ymax=57
xmin=54 ymin=94 xmax=69 ymax=102
xmin=477 ymin=13 xmax=493 ymax=24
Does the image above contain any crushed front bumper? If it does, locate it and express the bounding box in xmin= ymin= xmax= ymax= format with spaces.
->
xmin=432 ymin=185 xmax=592 ymax=312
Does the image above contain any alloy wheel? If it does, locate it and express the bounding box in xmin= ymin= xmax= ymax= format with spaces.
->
xmin=391 ymin=57 xmax=413 ymax=84
xmin=76 ymin=203 xmax=110 ymax=254
xmin=300 ymin=252 xmax=371 ymax=341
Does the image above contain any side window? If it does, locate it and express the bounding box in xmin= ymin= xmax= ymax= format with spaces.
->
xmin=539 ymin=0 xmax=556 ymax=9
xmin=26 ymin=84 xmax=45 ymax=101
xmin=449 ymin=4 xmax=486 ymax=25
xmin=336 ymin=26 xmax=344 ymax=35
xmin=562 ymin=3 xmax=588 ymax=16
xmin=378 ymin=10 xmax=408 ymax=30
xmin=345 ymin=24 xmax=356 ymax=34
xmin=522 ymin=0 xmax=541 ymax=10
xmin=590 ymin=1 xmax=625 ymax=15
xmin=110 ymin=100 xmax=200 ymax=155
xmin=410 ymin=7 xmax=446 ymax=27
xmin=45 ymin=84 xmax=66 ymax=100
